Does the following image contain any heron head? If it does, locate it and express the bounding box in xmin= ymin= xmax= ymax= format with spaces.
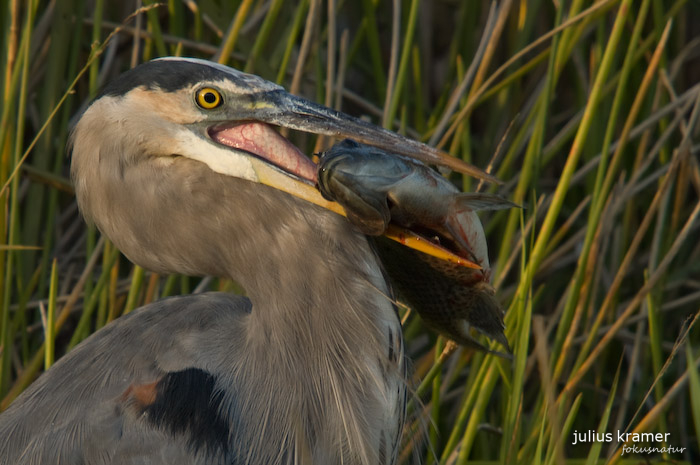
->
xmin=70 ymin=57 xmax=493 ymax=277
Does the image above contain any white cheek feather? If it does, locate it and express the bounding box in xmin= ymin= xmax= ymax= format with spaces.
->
xmin=173 ymin=127 xmax=259 ymax=183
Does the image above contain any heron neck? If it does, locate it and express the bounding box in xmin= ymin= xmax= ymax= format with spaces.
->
xmin=228 ymin=202 xmax=404 ymax=465
xmin=235 ymin=205 xmax=396 ymax=343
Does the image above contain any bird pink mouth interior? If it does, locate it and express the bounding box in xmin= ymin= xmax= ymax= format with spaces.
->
xmin=209 ymin=122 xmax=318 ymax=183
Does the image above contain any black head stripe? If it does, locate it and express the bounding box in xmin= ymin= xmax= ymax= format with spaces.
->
xmin=98 ymin=59 xmax=234 ymax=98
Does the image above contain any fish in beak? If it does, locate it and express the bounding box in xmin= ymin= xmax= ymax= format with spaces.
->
xmin=317 ymin=139 xmax=517 ymax=356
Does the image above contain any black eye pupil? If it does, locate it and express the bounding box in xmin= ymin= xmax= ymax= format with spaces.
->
xmin=204 ymin=92 xmax=216 ymax=104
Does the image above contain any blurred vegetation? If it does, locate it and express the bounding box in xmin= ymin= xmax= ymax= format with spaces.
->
xmin=1 ymin=0 xmax=699 ymax=463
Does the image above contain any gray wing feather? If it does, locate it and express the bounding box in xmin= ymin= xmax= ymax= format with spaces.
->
xmin=0 ymin=292 xmax=250 ymax=465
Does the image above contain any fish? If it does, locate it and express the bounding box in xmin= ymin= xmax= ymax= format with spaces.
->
xmin=317 ymin=139 xmax=518 ymax=356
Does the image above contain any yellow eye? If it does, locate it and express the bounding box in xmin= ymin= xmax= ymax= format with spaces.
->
xmin=195 ymin=87 xmax=222 ymax=109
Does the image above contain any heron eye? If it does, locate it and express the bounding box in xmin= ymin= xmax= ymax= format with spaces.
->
xmin=196 ymin=87 xmax=222 ymax=109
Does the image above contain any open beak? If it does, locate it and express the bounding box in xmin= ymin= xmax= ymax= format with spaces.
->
xmin=218 ymin=89 xmax=501 ymax=183
xmin=208 ymin=88 xmax=492 ymax=269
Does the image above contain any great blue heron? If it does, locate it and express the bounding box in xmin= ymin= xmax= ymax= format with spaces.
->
xmin=0 ymin=57 xmax=500 ymax=464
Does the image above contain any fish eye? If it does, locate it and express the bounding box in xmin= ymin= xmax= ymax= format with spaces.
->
xmin=195 ymin=87 xmax=222 ymax=109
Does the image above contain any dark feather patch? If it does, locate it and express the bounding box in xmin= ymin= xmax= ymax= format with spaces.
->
xmin=98 ymin=60 xmax=233 ymax=98
xmin=141 ymin=368 xmax=230 ymax=457
xmin=388 ymin=329 xmax=395 ymax=363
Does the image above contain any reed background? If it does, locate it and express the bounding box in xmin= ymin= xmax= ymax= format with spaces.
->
xmin=1 ymin=0 xmax=699 ymax=463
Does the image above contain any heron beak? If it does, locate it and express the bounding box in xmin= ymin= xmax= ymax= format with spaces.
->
xmin=207 ymin=88 xmax=489 ymax=269
xmin=227 ymin=89 xmax=501 ymax=184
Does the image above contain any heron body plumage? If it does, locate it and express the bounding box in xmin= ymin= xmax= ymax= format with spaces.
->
xmin=0 ymin=288 xmax=403 ymax=464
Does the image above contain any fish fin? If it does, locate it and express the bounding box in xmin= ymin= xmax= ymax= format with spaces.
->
xmin=449 ymin=321 xmax=513 ymax=359
xmin=443 ymin=193 xmax=519 ymax=260
xmin=347 ymin=212 xmax=389 ymax=236
xmin=453 ymin=193 xmax=521 ymax=212
xmin=443 ymin=216 xmax=480 ymax=262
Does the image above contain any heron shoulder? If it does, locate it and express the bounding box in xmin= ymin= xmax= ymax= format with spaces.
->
xmin=0 ymin=292 xmax=251 ymax=464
